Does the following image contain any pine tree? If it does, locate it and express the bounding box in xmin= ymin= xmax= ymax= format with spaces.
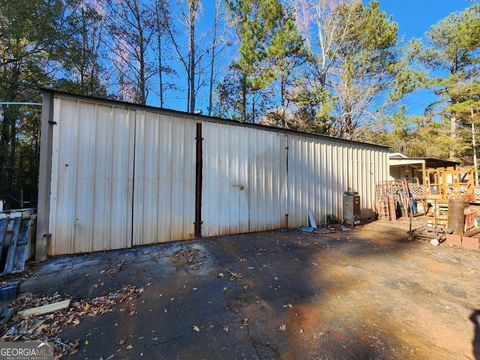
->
xmin=418 ymin=4 xmax=480 ymax=159
xmin=226 ymin=0 xmax=296 ymax=123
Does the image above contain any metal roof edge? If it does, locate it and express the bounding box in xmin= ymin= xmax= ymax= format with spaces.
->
xmin=403 ymin=157 xmax=460 ymax=164
xmin=41 ymin=88 xmax=390 ymax=150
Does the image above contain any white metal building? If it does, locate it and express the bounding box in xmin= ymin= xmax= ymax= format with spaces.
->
xmin=36 ymin=90 xmax=389 ymax=258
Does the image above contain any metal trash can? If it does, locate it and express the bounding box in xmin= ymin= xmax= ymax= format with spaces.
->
xmin=343 ymin=192 xmax=360 ymax=227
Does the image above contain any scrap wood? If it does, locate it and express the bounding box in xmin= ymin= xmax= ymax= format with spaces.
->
xmin=463 ymin=227 xmax=480 ymax=238
xmin=18 ymin=299 xmax=71 ymax=318
xmin=1 ymin=285 xmax=143 ymax=358
xmin=408 ymin=227 xmax=446 ymax=242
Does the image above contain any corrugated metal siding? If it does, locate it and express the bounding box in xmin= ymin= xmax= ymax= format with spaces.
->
xmin=49 ymin=99 xmax=135 ymax=255
xmin=47 ymin=93 xmax=389 ymax=255
xmin=287 ymin=135 xmax=388 ymax=227
xmin=247 ymin=129 xmax=288 ymax=232
xmin=201 ymin=123 xmax=287 ymax=237
xmin=132 ymin=111 xmax=196 ymax=245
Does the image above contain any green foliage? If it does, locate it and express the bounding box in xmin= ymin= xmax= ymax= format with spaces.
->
xmin=225 ymin=0 xmax=303 ymax=122
xmin=415 ymin=3 xmax=480 ymax=159
xmin=288 ymin=0 xmax=400 ymax=137
xmin=0 ymin=0 xmax=65 ymax=207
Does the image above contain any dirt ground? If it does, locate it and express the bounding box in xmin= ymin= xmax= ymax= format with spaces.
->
xmin=18 ymin=220 xmax=480 ymax=359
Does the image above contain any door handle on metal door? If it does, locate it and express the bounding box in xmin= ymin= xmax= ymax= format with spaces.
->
xmin=232 ymin=184 xmax=245 ymax=190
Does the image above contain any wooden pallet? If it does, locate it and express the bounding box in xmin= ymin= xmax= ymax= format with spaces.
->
xmin=0 ymin=210 xmax=35 ymax=274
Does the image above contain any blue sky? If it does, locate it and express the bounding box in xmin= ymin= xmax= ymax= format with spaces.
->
xmin=379 ymin=0 xmax=471 ymax=40
xmin=154 ymin=0 xmax=474 ymax=117
xmin=377 ymin=0 xmax=473 ymax=116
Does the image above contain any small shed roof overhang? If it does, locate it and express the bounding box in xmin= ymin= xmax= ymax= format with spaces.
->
xmin=389 ymin=153 xmax=459 ymax=169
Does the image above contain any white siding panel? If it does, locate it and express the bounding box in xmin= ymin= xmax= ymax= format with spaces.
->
xmin=201 ymin=123 xmax=286 ymax=236
xmin=287 ymin=135 xmax=388 ymax=227
xmin=49 ymin=98 xmax=135 ymax=255
xmin=132 ymin=112 xmax=196 ymax=245
xmin=48 ymin=93 xmax=389 ymax=255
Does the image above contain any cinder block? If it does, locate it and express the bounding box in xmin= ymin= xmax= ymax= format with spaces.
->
xmin=461 ymin=236 xmax=480 ymax=250
xmin=445 ymin=234 xmax=462 ymax=246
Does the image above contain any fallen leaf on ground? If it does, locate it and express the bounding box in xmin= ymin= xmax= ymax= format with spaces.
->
xmin=228 ymin=272 xmax=243 ymax=281
xmin=1 ymin=285 xmax=143 ymax=358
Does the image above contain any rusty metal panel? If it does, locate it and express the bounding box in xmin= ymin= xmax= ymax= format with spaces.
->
xmin=287 ymin=135 xmax=389 ymax=227
xmin=201 ymin=122 xmax=287 ymax=237
xmin=48 ymin=98 xmax=135 ymax=255
xmin=132 ymin=111 xmax=196 ymax=245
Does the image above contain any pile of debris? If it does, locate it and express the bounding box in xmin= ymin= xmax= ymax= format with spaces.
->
xmin=1 ymin=285 xmax=143 ymax=358
xmin=409 ymin=198 xmax=480 ymax=250
xmin=375 ymin=180 xmax=417 ymax=221
xmin=172 ymin=246 xmax=204 ymax=270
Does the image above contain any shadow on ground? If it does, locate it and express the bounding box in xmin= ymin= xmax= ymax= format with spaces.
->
xmin=21 ymin=220 xmax=480 ymax=359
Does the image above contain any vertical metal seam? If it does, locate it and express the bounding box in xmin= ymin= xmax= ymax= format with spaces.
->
xmin=130 ymin=109 xmax=137 ymax=247
xmin=284 ymin=134 xmax=288 ymax=227
xmin=194 ymin=122 xmax=203 ymax=237
xmin=35 ymin=91 xmax=54 ymax=260
xmin=71 ymin=101 xmax=80 ymax=254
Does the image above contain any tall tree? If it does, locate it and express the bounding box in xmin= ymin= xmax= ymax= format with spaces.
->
xmin=207 ymin=0 xmax=230 ymax=116
xmin=0 ymin=0 xmax=64 ymax=205
xmin=188 ymin=0 xmax=200 ymax=112
xmin=290 ymin=0 xmax=399 ymax=138
xmin=105 ymin=0 xmax=156 ymax=104
xmin=417 ymin=4 xmax=480 ymax=158
xmin=291 ymin=0 xmax=354 ymax=130
xmin=265 ymin=4 xmax=304 ymax=127
xmin=154 ymin=0 xmax=172 ymax=108
xmin=331 ymin=1 xmax=398 ymax=139
xmin=226 ymin=0 xmax=297 ymax=123
xmin=56 ymin=0 xmax=107 ymax=96
xmin=163 ymin=0 xmax=204 ymax=112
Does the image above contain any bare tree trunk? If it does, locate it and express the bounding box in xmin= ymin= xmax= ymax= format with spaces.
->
xmin=251 ymin=93 xmax=255 ymax=124
xmin=187 ymin=52 xmax=190 ymax=112
xmin=450 ymin=112 xmax=457 ymax=158
xmin=280 ymin=74 xmax=286 ymax=127
xmin=208 ymin=0 xmax=220 ymax=116
xmin=241 ymin=74 xmax=247 ymax=122
xmin=155 ymin=1 xmax=164 ymax=107
xmin=132 ymin=0 xmax=146 ymax=105
xmin=472 ymin=107 xmax=478 ymax=186
xmin=80 ymin=7 xmax=86 ymax=93
xmin=119 ymin=66 xmax=125 ymax=101
xmin=159 ymin=36 xmax=163 ymax=107
xmin=188 ymin=0 xmax=198 ymax=113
